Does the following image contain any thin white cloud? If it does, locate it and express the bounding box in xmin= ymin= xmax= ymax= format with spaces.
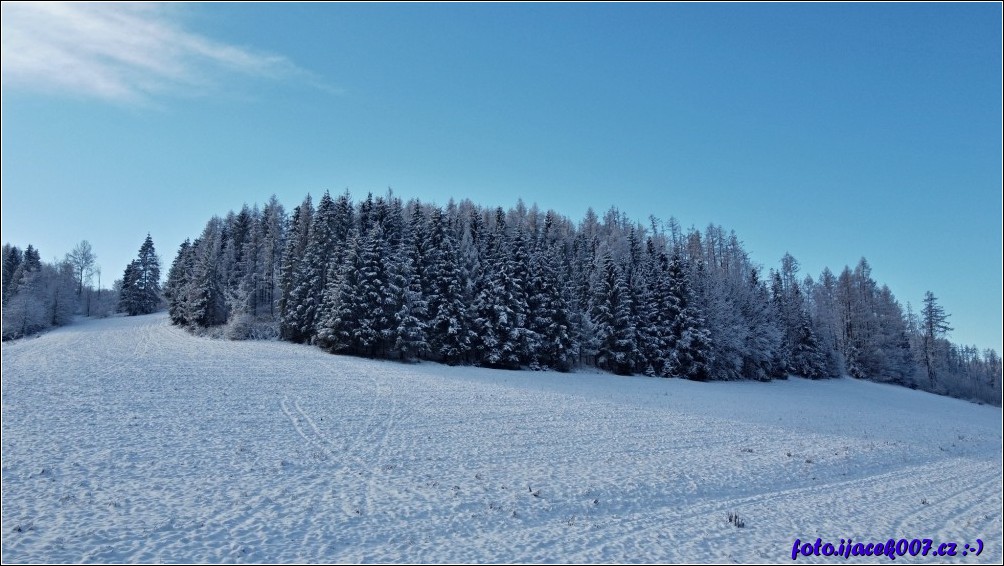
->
xmin=1 ymin=2 xmax=324 ymax=104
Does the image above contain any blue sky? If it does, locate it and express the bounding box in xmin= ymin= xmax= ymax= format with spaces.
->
xmin=2 ymin=3 xmax=1001 ymax=351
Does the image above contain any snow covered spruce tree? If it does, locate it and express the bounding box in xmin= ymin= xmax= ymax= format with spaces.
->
xmin=164 ymin=239 xmax=195 ymax=326
xmin=471 ymin=208 xmax=529 ymax=369
xmin=665 ymin=253 xmax=712 ymax=381
xmin=592 ymin=250 xmax=636 ymax=375
xmin=279 ymin=195 xmax=313 ymax=340
xmin=425 ymin=206 xmax=473 ymax=365
xmin=527 ymin=212 xmax=575 ymax=371
xmin=118 ymin=234 xmax=161 ymax=316
xmin=2 ymin=243 xmax=25 ymax=307
xmin=285 ymin=191 xmax=342 ymax=343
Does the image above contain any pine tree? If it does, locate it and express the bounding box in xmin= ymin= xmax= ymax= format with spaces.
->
xmin=645 ymin=248 xmax=675 ymax=377
xmin=770 ymin=255 xmax=828 ymax=378
xmin=739 ymin=268 xmax=783 ymax=381
xmin=624 ymin=229 xmax=659 ymax=375
xmin=471 ymin=209 xmax=527 ymax=369
xmin=286 ymin=192 xmax=345 ymax=343
xmin=279 ymin=195 xmax=313 ymax=340
xmin=392 ymin=205 xmax=429 ymax=361
xmin=391 ymin=255 xmax=428 ymax=361
xmin=426 ymin=207 xmax=472 ymax=365
xmin=2 ymin=244 xmax=24 ymax=305
xmin=527 ymin=225 xmax=574 ymax=371
xmin=186 ymin=220 xmax=228 ymax=327
xmin=164 ymin=239 xmax=194 ymax=326
xmin=317 ymin=229 xmax=362 ymax=354
xmin=136 ymin=234 xmax=161 ymax=314
xmin=118 ymin=260 xmax=141 ymax=315
xmin=507 ymin=226 xmax=534 ymax=365
xmin=666 ymin=253 xmax=712 ymax=381
xmin=593 ymin=251 xmax=636 ymax=375
xmin=258 ymin=195 xmax=286 ymax=319
xmin=2 ymin=259 xmax=45 ymax=339
xmin=22 ymin=245 xmax=41 ymax=272
xmin=922 ymin=291 xmax=953 ymax=388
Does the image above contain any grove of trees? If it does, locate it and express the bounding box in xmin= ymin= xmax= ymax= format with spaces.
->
xmin=2 ymin=240 xmax=118 ymax=340
xmin=160 ymin=191 xmax=1000 ymax=405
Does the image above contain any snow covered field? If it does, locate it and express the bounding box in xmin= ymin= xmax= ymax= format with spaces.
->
xmin=2 ymin=313 xmax=1001 ymax=563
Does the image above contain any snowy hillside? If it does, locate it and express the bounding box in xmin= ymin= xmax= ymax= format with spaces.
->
xmin=2 ymin=314 xmax=1001 ymax=563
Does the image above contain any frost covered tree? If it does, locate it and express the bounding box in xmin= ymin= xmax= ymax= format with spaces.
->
xmin=471 ymin=209 xmax=527 ymax=369
xmin=2 ymin=244 xmax=24 ymax=305
xmin=425 ymin=207 xmax=472 ymax=365
xmin=771 ymin=254 xmax=827 ymax=378
xmin=2 ymin=265 xmax=46 ymax=339
xmin=164 ymin=239 xmax=198 ymax=326
xmin=118 ymin=235 xmax=161 ymax=316
xmin=279 ymin=195 xmax=313 ymax=339
xmin=65 ymin=240 xmax=97 ymax=298
xmin=666 ymin=253 xmax=712 ymax=381
xmin=22 ymin=245 xmax=41 ymax=273
xmin=392 ymin=205 xmax=429 ymax=361
xmin=257 ymin=195 xmax=287 ymax=319
xmin=921 ymin=291 xmax=953 ymax=388
xmin=2 ymin=244 xmax=79 ymax=340
xmin=527 ymin=216 xmax=575 ymax=371
xmin=118 ymin=261 xmax=140 ymax=315
xmin=592 ymin=251 xmax=636 ymax=375
xmin=831 ymin=259 xmax=913 ymax=384
xmin=286 ymin=192 xmax=344 ymax=343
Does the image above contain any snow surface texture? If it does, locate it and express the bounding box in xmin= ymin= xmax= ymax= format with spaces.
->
xmin=2 ymin=313 xmax=1001 ymax=563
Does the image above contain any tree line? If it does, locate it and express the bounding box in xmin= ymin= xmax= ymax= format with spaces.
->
xmin=2 ymin=235 xmax=162 ymax=340
xmin=160 ymin=191 xmax=1000 ymax=405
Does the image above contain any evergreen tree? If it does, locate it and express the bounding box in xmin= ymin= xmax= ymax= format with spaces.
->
xmin=528 ymin=225 xmax=574 ymax=371
xmin=2 ymin=260 xmax=45 ymax=339
xmin=470 ymin=209 xmax=528 ymax=369
xmin=507 ymin=226 xmax=535 ymax=365
xmin=118 ymin=260 xmax=141 ymax=315
xmin=426 ymin=207 xmax=472 ymax=365
xmin=257 ymin=195 xmax=287 ymax=319
xmin=286 ymin=192 xmax=344 ymax=343
xmin=625 ymin=229 xmax=659 ymax=375
xmin=177 ymin=219 xmax=227 ymax=327
xmin=136 ymin=234 xmax=161 ymax=314
xmin=2 ymin=244 xmax=23 ymax=305
xmin=666 ymin=253 xmax=712 ymax=381
xmin=279 ymin=195 xmax=313 ymax=340
xmin=391 ymin=256 xmax=428 ymax=361
xmin=592 ymin=251 xmax=636 ymax=375
xmin=22 ymin=245 xmax=41 ymax=272
xmin=392 ymin=205 xmax=430 ymax=360
xmin=739 ymin=268 xmax=783 ymax=381
xmin=645 ymin=247 xmax=675 ymax=377
xmin=922 ymin=291 xmax=953 ymax=388
xmin=156 ymin=191 xmax=999 ymax=405
xmin=164 ymin=239 xmax=194 ymax=325
xmin=770 ymin=254 xmax=828 ymax=378
xmin=319 ymin=229 xmax=366 ymax=354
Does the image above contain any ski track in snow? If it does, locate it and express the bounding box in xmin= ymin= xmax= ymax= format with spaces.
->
xmin=2 ymin=313 xmax=1001 ymax=563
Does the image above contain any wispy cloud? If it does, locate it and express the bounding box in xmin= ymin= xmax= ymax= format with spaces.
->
xmin=1 ymin=2 xmax=327 ymax=104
